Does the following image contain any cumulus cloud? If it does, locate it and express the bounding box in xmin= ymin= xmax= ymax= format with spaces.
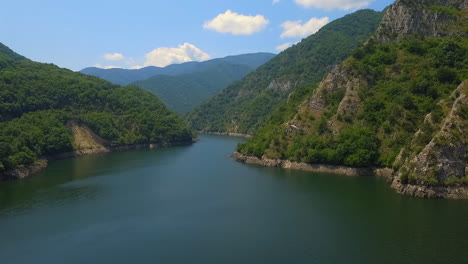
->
xmin=276 ymin=42 xmax=292 ymax=51
xmin=280 ymin=17 xmax=329 ymax=38
xmin=294 ymin=0 xmax=372 ymax=10
xmin=144 ymin=43 xmax=211 ymax=67
xmin=204 ymin=10 xmax=269 ymax=35
xmin=103 ymin=53 xmax=124 ymax=61
xmin=93 ymin=64 xmax=119 ymax=69
xmin=104 ymin=65 xmax=120 ymax=69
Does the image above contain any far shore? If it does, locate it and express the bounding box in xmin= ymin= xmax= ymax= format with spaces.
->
xmin=199 ymin=131 xmax=253 ymax=138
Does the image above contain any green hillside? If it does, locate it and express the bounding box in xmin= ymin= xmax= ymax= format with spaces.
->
xmin=187 ymin=9 xmax=384 ymax=134
xmin=238 ymin=0 xmax=467 ymax=190
xmin=133 ymin=62 xmax=253 ymax=114
xmin=0 ymin=43 xmax=194 ymax=175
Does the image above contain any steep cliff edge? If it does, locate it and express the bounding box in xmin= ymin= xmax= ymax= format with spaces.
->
xmin=237 ymin=0 xmax=468 ymax=198
xmin=391 ymin=81 xmax=468 ymax=198
xmin=374 ymin=0 xmax=467 ymax=43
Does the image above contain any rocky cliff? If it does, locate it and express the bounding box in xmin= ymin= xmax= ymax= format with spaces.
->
xmin=391 ymin=81 xmax=468 ymax=198
xmin=373 ymin=0 xmax=467 ymax=43
xmin=237 ymin=0 xmax=468 ymax=198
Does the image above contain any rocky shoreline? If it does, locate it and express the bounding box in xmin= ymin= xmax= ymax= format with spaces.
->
xmin=0 ymin=140 xmax=195 ymax=182
xmin=231 ymin=152 xmax=468 ymax=199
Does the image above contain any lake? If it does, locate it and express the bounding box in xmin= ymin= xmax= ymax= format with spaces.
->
xmin=0 ymin=134 xmax=467 ymax=264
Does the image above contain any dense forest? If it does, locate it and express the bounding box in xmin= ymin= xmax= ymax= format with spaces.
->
xmin=0 ymin=44 xmax=194 ymax=174
xmin=237 ymin=0 xmax=467 ymax=186
xmin=187 ymin=9 xmax=384 ymax=134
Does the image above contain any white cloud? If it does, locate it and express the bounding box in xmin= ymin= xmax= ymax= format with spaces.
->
xmin=276 ymin=42 xmax=292 ymax=51
xmin=204 ymin=10 xmax=269 ymax=35
xmin=131 ymin=65 xmax=143 ymax=70
xmin=104 ymin=65 xmax=120 ymax=69
xmin=144 ymin=43 xmax=211 ymax=67
xmin=93 ymin=64 xmax=119 ymax=69
xmin=273 ymin=0 xmax=281 ymax=3
xmin=294 ymin=0 xmax=372 ymax=10
xmin=103 ymin=53 xmax=124 ymax=61
xmin=280 ymin=17 xmax=329 ymax=38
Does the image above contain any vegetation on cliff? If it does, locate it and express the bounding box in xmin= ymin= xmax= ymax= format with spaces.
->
xmin=187 ymin=9 xmax=384 ymax=134
xmin=238 ymin=0 xmax=467 ymax=188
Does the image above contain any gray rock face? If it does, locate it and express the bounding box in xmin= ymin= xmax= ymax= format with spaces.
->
xmin=306 ymin=65 xmax=364 ymax=114
xmin=267 ymin=79 xmax=295 ymax=92
xmin=373 ymin=0 xmax=467 ymax=43
xmin=397 ymin=81 xmax=467 ymax=185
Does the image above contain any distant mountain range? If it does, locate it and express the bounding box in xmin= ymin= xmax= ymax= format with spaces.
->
xmin=132 ymin=62 xmax=254 ymax=114
xmin=80 ymin=53 xmax=275 ymax=113
xmin=80 ymin=53 xmax=275 ymax=86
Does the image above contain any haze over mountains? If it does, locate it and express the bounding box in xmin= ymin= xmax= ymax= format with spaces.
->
xmin=81 ymin=53 xmax=275 ymax=113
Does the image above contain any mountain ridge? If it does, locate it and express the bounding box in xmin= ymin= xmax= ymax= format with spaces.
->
xmin=187 ymin=9 xmax=384 ymax=134
xmin=80 ymin=52 xmax=275 ymax=86
xmin=132 ymin=61 xmax=254 ymax=114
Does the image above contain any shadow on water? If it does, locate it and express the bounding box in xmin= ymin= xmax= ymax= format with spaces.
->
xmin=0 ymin=145 xmax=193 ymax=213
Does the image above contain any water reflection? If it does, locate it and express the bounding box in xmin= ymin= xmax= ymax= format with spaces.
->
xmin=1 ymin=184 xmax=100 ymax=216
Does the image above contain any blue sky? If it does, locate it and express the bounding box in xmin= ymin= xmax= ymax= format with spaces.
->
xmin=1 ymin=0 xmax=394 ymax=71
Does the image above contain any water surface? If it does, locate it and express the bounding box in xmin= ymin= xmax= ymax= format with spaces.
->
xmin=1 ymin=135 xmax=467 ymax=264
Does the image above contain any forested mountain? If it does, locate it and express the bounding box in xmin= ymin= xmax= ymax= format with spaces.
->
xmin=80 ymin=53 xmax=275 ymax=86
xmin=132 ymin=62 xmax=253 ymax=114
xmin=0 ymin=43 xmax=27 ymax=70
xmin=237 ymin=0 xmax=467 ymax=198
xmin=187 ymin=10 xmax=384 ymax=135
xmin=0 ymin=43 xmax=194 ymax=178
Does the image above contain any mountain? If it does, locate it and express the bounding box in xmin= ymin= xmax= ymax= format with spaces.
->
xmin=0 ymin=42 xmax=26 ymax=62
xmin=80 ymin=53 xmax=275 ymax=86
xmin=132 ymin=62 xmax=253 ymax=114
xmin=236 ymin=0 xmax=468 ymax=198
xmin=187 ymin=9 xmax=384 ymax=135
xmin=0 ymin=43 xmax=194 ymax=180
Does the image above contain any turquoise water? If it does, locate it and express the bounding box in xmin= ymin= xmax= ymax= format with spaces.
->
xmin=0 ymin=135 xmax=467 ymax=264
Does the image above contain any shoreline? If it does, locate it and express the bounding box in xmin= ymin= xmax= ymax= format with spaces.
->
xmin=0 ymin=140 xmax=196 ymax=182
xmin=199 ymin=131 xmax=253 ymax=138
xmin=231 ymin=152 xmax=468 ymax=199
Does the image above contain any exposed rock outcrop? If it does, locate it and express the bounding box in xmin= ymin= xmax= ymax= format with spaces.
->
xmin=67 ymin=120 xmax=110 ymax=155
xmin=267 ymin=80 xmax=296 ymax=92
xmin=236 ymin=0 xmax=468 ymax=199
xmin=0 ymin=160 xmax=48 ymax=181
xmin=305 ymin=65 xmax=366 ymax=116
xmin=1 ymin=121 xmax=196 ymax=181
xmin=392 ymin=81 xmax=468 ymax=195
xmin=373 ymin=0 xmax=467 ymax=43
